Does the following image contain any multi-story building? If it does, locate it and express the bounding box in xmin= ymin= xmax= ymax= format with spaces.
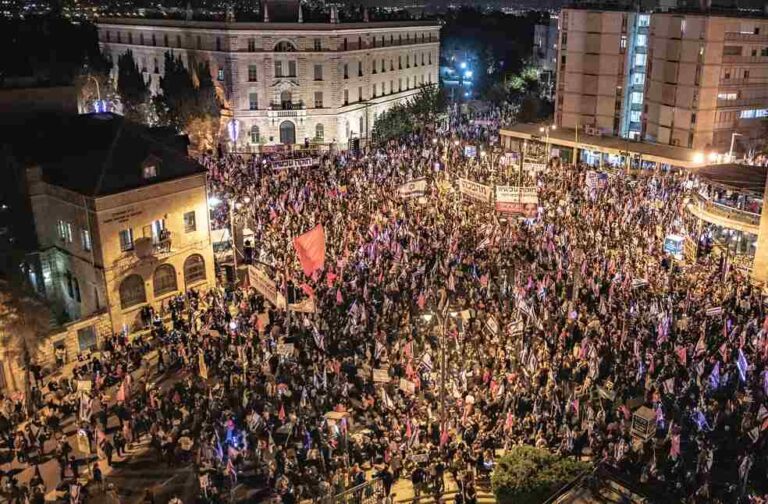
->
xmin=22 ymin=113 xmax=215 ymax=334
xmin=96 ymin=11 xmax=440 ymax=149
xmin=532 ymin=16 xmax=559 ymax=97
xmin=555 ymin=7 xmax=768 ymax=155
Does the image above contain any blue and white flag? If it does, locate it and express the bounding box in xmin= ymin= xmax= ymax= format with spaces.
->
xmin=709 ymin=362 xmax=720 ymax=389
xmin=737 ymin=348 xmax=749 ymax=383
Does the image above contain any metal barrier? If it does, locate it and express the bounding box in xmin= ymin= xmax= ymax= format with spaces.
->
xmin=321 ymin=478 xmax=385 ymax=504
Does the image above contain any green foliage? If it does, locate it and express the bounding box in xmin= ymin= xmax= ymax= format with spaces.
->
xmin=491 ymin=446 xmax=591 ymax=504
xmin=372 ymin=85 xmax=445 ymax=143
xmin=154 ymin=52 xmax=221 ymax=136
xmin=117 ymin=50 xmax=149 ymax=123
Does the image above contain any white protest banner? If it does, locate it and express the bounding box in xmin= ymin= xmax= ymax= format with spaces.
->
xmin=458 ymin=178 xmax=492 ymax=203
xmin=495 ymin=186 xmax=538 ymax=217
xmin=464 ymin=145 xmax=478 ymax=158
xmin=247 ymin=266 xmax=287 ymax=309
xmin=373 ymin=368 xmax=390 ymax=383
xmin=277 ymin=342 xmax=295 ymax=356
xmin=499 ymin=152 xmax=519 ymax=167
xmin=272 ymin=157 xmax=318 ymax=171
xmin=523 ymin=162 xmax=547 ymax=173
xmin=706 ymin=306 xmax=723 ymax=317
xmin=399 ymin=378 xmax=416 ymax=395
xmin=398 ymin=178 xmax=428 ymax=199
xmin=289 ymin=297 xmax=317 ymax=314
xmin=77 ymin=380 xmax=92 ymax=392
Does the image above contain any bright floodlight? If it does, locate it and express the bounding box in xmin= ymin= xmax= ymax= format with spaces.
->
xmin=707 ymin=152 xmax=718 ymax=162
xmin=460 ymin=62 xmax=467 ymax=69
xmin=692 ymin=152 xmax=705 ymax=164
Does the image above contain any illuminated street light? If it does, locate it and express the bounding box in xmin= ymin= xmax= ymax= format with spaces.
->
xmin=707 ymin=152 xmax=718 ymax=163
xmin=693 ymin=152 xmax=705 ymax=164
xmin=460 ymin=61 xmax=467 ymax=69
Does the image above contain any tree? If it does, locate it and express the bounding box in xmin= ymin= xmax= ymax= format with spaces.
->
xmin=371 ymin=103 xmax=414 ymax=143
xmin=491 ymin=446 xmax=591 ymax=504
xmin=75 ymin=50 xmax=116 ymax=114
xmin=0 ymin=281 xmax=52 ymax=414
xmin=117 ymin=50 xmax=150 ymax=123
xmin=408 ymin=84 xmax=447 ymax=124
xmin=517 ymin=94 xmax=542 ymax=123
xmin=372 ymin=85 xmax=446 ymax=142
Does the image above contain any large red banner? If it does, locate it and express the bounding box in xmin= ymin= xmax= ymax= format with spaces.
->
xmin=293 ymin=224 xmax=326 ymax=277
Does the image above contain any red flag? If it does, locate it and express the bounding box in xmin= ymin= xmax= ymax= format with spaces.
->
xmin=676 ymin=346 xmax=687 ymax=366
xmin=300 ymin=283 xmax=315 ymax=298
xmin=417 ymin=293 xmax=426 ymax=310
xmin=326 ymin=271 xmax=337 ymax=287
xmin=405 ymin=419 xmax=412 ymax=440
xmin=293 ymin=225 xmax=326 ymax=277
xmin=440 ymin=427 xmax=449 ymax=447
xmin=278 ymin=403 xmax=286 ymax=422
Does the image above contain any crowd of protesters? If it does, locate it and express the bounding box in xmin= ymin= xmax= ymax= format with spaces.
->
xmin=1 ymin=107 xmax=768 ymax=504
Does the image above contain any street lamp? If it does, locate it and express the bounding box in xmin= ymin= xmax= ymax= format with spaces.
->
xmin=539 ymin=124 xmax=556 ymax=163
xmin=421 ymin=309 xmax=459 ymax=454
xmin=728 ymin=132 xmax=742 ymax=162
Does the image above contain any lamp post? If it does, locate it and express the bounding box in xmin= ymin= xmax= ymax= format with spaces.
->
xmin=87 ymin=75 xmax=103 ymax=112
xmin=728 ymin=132 xmax=742 ymax=162
xmin=539 ymin=124 xmax=556 ymax=164
xmin=422 ymin=309 xmax=458 ymax=455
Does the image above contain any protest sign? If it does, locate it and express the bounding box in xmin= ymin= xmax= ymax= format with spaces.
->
xmin=277 ymin=343 xmax=295 ymax=356
xmin=458 ymin=178 xmax=492 ymax=203
xmin=495 ymin=186 xmax=538 ymax=217
xmin=399 ymin=378 xmax=416 ymax=395
xmin=373 ymin=368 xmax=390 ymax=383
xmin=272 ymin=158 xmax=318 ymax=171
xmin=247 ymin=266 xmax=286 ymax=309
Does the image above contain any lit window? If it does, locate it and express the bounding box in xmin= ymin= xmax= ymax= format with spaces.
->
xmin=143 ymin=165 xmax=157 ymax=179
xmin=638 ymin=14 xmax=650 ymax=27
xmin=81 ymin=229 xmax=92 ymax=251
xmin=119 ymin=229 xmax=134 ymax=251
xmin=631 ymin=92 xmax=644 ymax=104
xmin=217 ymin=69 xmax=225 ymax=81
xmin=717 ymin=92 xmax=737 ymax=100
xmin=184 ymin=211 xmax=196 ymax=233
xmin=634 ymin=53 xmax=646 ymax=66
xmin=636 ymin=34 xmax=647 ymax=47
xmin=630 ymin=111 xmax=641 ymax=122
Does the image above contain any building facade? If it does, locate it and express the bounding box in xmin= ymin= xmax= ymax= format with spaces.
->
xmin=24 ymin=114 xmax=216 ymax=334
xmin=555 ymin=7 xmax=768 ymax=155
xmin=96 ymin=18 xmax=441 ymax=148
xmin=533 ymin=16 xmax=559 ymax=98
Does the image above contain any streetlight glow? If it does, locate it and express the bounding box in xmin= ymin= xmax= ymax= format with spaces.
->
xmin=693 ymin=152 xmax=705 ymax=164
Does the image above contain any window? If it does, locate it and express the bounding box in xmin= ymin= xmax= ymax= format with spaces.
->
xmin=740 ymin=108 xmax=768 ymax=119
xmin=151 ymin=34 xmax=156 ymax=46
xmin=153 ymin=264 xmax=178 ymax=296
xmin=164 ymin=34 xmax=168 ymax=46
xmin=288 ymin=61 xmax=297 ymax=77
xmin=150 ymin=219 xmax=166 ymax=244
xmin=275 ymin=61 xmax=283 ymax=77
xmin=638 ymin=14 xmax=650 ymax=27
xmin=119 ymin=274 xmax=145 ymax=309
xmin=314 ymin=38 xmax=322 ymax=51
xmin=398 ymin=78 xmax=402 ymax=91
xmin=81 ymin=229 xmax=91 ymax=251
xmin=117 ymin=32 xmax=121 ymax=43
xmin=184 ymin=211 xmax=196 ymax=233
xmin=249 ymin=92 xmax=258 ymax=110
xmin=723 ymin=45 xmax=742 ymax=56
xmin=196 ymin=35 xmax=201 ymax=49
xmin=106 ymin=31 xmax=110 ymax=42
xmin=250 ymin=125 xmax=260 ymax=143
xmin=421 ymin=53 xmax=425 ymax=65
xmin=57 ymin=220 xmax=67 ymax=241
xmin=372 ymin=84 xmax=377 ymax=97
xmin=143 ymin=164 xmax=157 ymax=179
xmin=358 ymin=86 xmax=362 ymax=102
xmin=634 ymin=53 xmax=646 ymax=66
xmin=274 ymin=41 xmax=297 ymax=52
xmin=248 ymin=38 xmax=256 ymax=52
xmin=119 ymin=228 xmax=134 ymax=251
xmin=620 ymin=35 xmax=627 ymax=51
xmin=406 ymin=55 xmax=410 ymax=68
xmin=65 ymin=271 xmax=74 ymax=298
xmin=217 ymin=69 xmax=224 ymax=81
xmin=390 ymin=59 xmax=394 ymax=71
xmin=631 ymin=91 xmax=644 ymax=105
xmin=128 ymin=32 xmax=133 ymax=44
xmin=314 ymin=64 xmax=323 ymax=81
xmin=344 ymin=63 xmax=349 ymax=79
xmin=315 ymin=123 xmax=324 ymax=141
xmin=77 ymin=326 xmax=96 ymax=352
xmin=184 ymin=254 xmax=206 ymax=284
xmin=248 ymin=65 xmax=258 ymax=82
xmin=629 ymin=110 xmax=641 ymax=122
xmin=344 ymin=89 xmax=349 ymax=105
xmin=428 ymin=52 xmax=432 ymax=65
xmin=381 ymin=59 xmax=385 ymax=73
xmin=139 ymin=33 xmax=144 ymax=45
xmin=744 ymin=70 xmax=750 ymax=79
xmin=724 ymin=69 xmax=732 ymax=79
xmin=632 ymin=73 xmax=645 ymax=85
xmin=176 ymin=35 xmax=181 ymax=48
xmin=717 ymin=92 xmax=737 ymax=100
xmin=406 ymin=77 xmax=410 ymax=89
xmin=399 ymin=56 xmax=402 ymax=69
xmin=358 ymin=61 xmax=363 ymax=77
xmin=154 ymin=58 xmax=159 ymax=74
xmin=636 ymin=34 xmax=647 ymax=47
xmin=64 ymin=222 xmax=73 ymax=243
xmin=314 ymin=91 xmax=323 ymax=108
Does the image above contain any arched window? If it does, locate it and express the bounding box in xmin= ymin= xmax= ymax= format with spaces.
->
xmin=279 ymin=121 xmax=296 ymax=145
xmin=184 ymin=254 xmax=206 ymax=284
xmin=280 ymin=90 xmax=292 ymax=108
xmin=250 ymin=125 xmax=260 ymax=143
xmin=119 ymin=274 xmax=146 ymax=309
xmin=315 ymin=123 xmax=324 ymax=141
xmin=274 ymin=40 xmax=297 ymax=52
xmin=153 ymin=264 xmax=178 ymax=297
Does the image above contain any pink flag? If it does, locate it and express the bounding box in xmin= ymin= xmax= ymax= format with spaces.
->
xmin=278 ymin=403 xmax=286 ymax=422
xmin=326 ymin=271 xmax=337 ymax=287
xmin=480 ymin=274 xmax=488 ymax=287
xmin=670 ymin=434 xmax=680 ymax=459
xmin=417 ymin=293 xmax=426 ymax=310
xmin=676 ymin=346 xmax=687 ymax=366
xmin=336 ymin=288 xmax=343 ymax=305
xmin=116 ymin=381 xmax=126 ymax=403
xmin=293 ymin=225 xmax=326 ymax=277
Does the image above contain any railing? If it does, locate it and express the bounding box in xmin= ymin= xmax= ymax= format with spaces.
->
xmin=319 ymin=478 xmax=385 ymax=504
xmin=725 ymin=32 xmax=768 ymax=42
xmin=691 ymin=192 xmax=761 ymax=227
xmin=269 ymin=101 xmax=306 ymax=111
xmin=722 ymin=54 xmax=768 ymax=64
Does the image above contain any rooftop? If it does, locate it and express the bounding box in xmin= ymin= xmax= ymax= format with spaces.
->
xmin=96 ymin=17 xmax=441 ymax=31
xmin=6 ymin=113 xmax=205 ymax=197
xmin=692 ymin=162 xmax=767 ymax=196
xmin=500 ymin=122 xmax=702 ymax=169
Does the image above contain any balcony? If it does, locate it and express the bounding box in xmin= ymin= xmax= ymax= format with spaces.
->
xmin=686 ymin=192 xmax=760 ymax=235
xmin=725 ymin=32 xmax=768 ymax=42
xmin=267 ymin=101 xmax=307 ymax=119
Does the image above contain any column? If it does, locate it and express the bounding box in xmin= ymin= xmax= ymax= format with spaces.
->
xmin=752 ymin=175 xmax=768 ymax=284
